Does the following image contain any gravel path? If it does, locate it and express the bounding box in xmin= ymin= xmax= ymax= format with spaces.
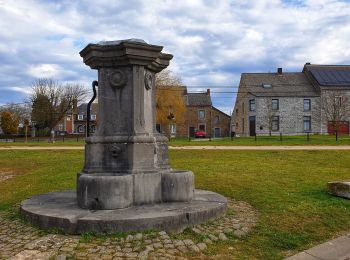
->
xmin=1 ymin=145 xmax=350 ymax=150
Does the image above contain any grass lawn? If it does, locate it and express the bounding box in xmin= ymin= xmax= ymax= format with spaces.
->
xmin=169 ymin=135 xmax=350 ymax=146
xmin=0 ymin=150 xmax=350 ymax=259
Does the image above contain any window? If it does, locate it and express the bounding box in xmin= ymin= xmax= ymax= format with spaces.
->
xmin=58 ymin=124 xmax=63 ymax=131
xmin=156 ymin=124 xmax=161 ymax=133
xmin=242 ymin=102 xmax=245 ymax=113
xmin=236 ymin=108 xmax=238 ymax=115
xmin=242 ymin=118 xmax=244 ymax=132
xmin=198 ymin=110 xmax=205 ymax=119
xmin=304 ymin=99 xmax=311 ymax=111
xmin=214 ymin=115 xmax=219 ymax=124
xmin=199 ymin=124 xmax=205 ymax=131
xmin=272 ymin=99 xmax=279 ymax=110
xmin=335 ymin=96 xmax=342 ymax=107
xmin=272 ymin=116 xmax=279 ymax=131
xmin=78 ymin=125 xmax=85 ymax=133
xmin=91 ymin=114 xmax=96 ymax=120
xmin=262 ymin=83 xmax=272 ymax=88
xmin=66 ymin=115 xmax=71 ymax=121
xmin=170 ymin=124 xmax=176 ymax=134
xmin=78 ymin=114 xmax=84 ymax=120
xmin=249 ymin=99 xmax=255 ymax=111
xmin=303 ymin=116 xmax=311 ymax=132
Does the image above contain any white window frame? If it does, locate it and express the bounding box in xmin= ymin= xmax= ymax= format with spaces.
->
xmin=198 ymin=110 xmax=205 ymax=119
xmin=78 ymin=114 xmax=84 ymax=120
xmin=303 ymin=116 xmax=311 ymax=132
xmin=91 ymin=114 xmax=96 ymax=120
xmin=303 ymin=99 xmax=311 ymax=111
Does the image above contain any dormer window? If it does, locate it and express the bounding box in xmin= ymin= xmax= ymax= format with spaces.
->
xmin=78 ymin=114 xmax=84 ymax=120
xmin=262 ymin=83 xmax=272 ymax=88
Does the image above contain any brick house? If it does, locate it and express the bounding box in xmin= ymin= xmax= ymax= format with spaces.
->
xmin=185 ymin=89 xmax=231 ymax=138
xmin=74 ymin=103 xmax=98 ymax=134
xmin=157 ymin=88 xmax=231 ymax=138
xmin=54 ymin=112 xmax=75 ymax=135
xmin=233 ymin=64 xmax=350 ymax=136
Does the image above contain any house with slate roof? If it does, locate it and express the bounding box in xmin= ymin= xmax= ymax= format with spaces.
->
xmin=233 ymin=64 xmax=350 ymax=136
xmin=74 ymin=103 xmax=98 ymax=134
xmin=185 ymin=89 xmax=231 ymax=138
xmin=156 ymin=88 xmax=231 ymax=138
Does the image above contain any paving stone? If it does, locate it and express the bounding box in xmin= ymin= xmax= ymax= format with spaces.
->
xmin=233 ymin=230 xmax=245 ymax=238
xmin=203 ymin=238 xmax=213 ymax=244
xmin=134 ymin=233 xmax=143 ymax=240
xmin=174 ymin=240 xmax=185 ymax=247
xmin=56 ymin=255 xmax=67 ymax=260
xmin=164 ymin=243 xmax=175 ymax=249
xmin=208 ymin=234 xmax=218 ymax=241
xmin=197 ymin=243 xmax=207 ymax=251
xmin=126 ymin=235 xmax=134 ymax=241
xmin=183 ymin=239 xmax=194 ymax=246
xmin=218 ymin=233 xmax=228 ymax=241
xmin=189 ymin=245 xmax=200 ymax=253
xmin=153 ymin=242 xmax=163 ymax=249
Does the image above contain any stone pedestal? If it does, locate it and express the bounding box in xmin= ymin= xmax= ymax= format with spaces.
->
xmin=77 ymin=39 xmax=194 ymax=209
xmin=20 ymin=39 xmax=227 ymax=234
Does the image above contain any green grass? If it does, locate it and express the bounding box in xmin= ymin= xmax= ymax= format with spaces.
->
xmin=169 ymin=135 xmax=350 ymax=146
xmin=0 ymin=150 xmax=350 ymax=259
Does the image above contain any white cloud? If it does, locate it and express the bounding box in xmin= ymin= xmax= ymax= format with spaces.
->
xmin=0 ymin=0 xmax=350 ymax=112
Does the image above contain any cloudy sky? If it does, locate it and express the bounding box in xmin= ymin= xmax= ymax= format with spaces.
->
xmin=1 ymin=0 xmax=350 ymax=114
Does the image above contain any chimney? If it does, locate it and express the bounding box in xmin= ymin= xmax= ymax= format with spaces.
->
xmin=206 ymin=89 xmax=210 ymax=95
xmin=277 ymin=68 xmax=282 ymax=75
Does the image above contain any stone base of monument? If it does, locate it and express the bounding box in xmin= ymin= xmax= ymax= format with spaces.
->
xmin=328 ymin=180 xmax=350 ymax=199
xmin=20 ymin=190 xmax=227 ymax=234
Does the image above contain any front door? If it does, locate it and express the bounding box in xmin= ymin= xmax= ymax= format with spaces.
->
xmin=214 ymin=127 xmax=220 ymax=138
xmin=249 ymin=116 xmax=256 ymax=136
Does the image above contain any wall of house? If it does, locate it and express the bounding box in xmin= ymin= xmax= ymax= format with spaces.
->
xmin=233 ymin=92 xmax=249 ymax=136
xmin=211 ymin=109 xmax=231 ymax=137
xmin=251 ymin=97 xmax=321 ymax=136
xmin=186 ymin=106 xmax=212 ymax=137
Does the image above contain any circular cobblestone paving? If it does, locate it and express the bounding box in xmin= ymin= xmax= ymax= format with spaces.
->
xmin=0 ymin=198 xmax=258 ymax=259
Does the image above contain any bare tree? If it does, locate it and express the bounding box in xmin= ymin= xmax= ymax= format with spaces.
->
xmin=30 ymin=78 xmax=87 ymax=134
xmin=321 ymin=90 xmax=350 ymax=135
xmin=155 ymin=69 xmax=182 ymax=87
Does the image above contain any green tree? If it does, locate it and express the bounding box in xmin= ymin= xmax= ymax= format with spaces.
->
xmin=0 ymin=111 xmax=19 ymax=135
xmin=155 ymin=70 xmax=186 ymax=137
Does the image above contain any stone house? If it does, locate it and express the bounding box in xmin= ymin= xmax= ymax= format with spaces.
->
xmin=233 ymin=64 xmax=350 ymax=136
xmin=157 ymin=88 xmax=231 ymax=138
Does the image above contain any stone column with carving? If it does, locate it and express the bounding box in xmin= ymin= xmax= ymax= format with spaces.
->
xmin=77 ymin=39 xmax=194 ymax=210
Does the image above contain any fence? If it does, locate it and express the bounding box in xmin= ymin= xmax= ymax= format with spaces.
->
xmin=0 ymin=134 xmax=86 ymax=143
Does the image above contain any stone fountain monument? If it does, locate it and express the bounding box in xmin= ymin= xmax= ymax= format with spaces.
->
xmin=20 ymin=39 xmax=227 ymax=234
